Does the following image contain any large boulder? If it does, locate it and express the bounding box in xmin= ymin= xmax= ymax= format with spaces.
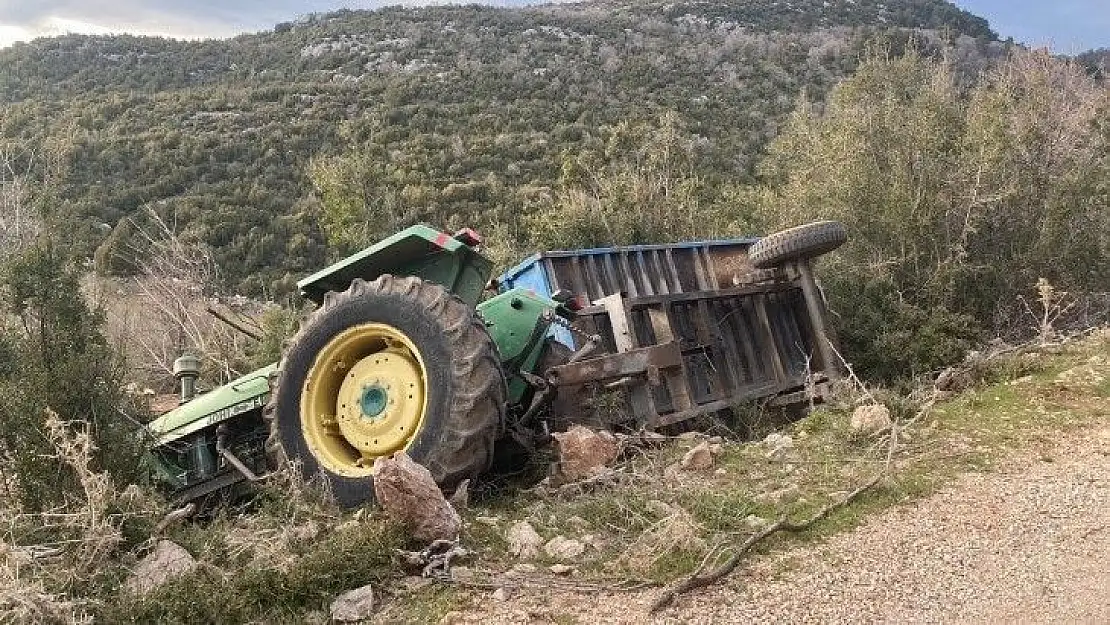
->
xmin=124 ymin=540 xmax=197 ymax=595
xmin=551 ymin=426 xmax=619 ymax=481
xmin=372 ymin=451 xmax=461 ymax=542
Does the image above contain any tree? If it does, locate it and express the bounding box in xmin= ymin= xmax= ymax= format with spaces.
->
xmin=526 ymin=112 xmax=745 ymax=249
xmin=756 ymin=47 xmax=1110 ymax=379
xmin=0 ymin=241 xmax=136 ymax=510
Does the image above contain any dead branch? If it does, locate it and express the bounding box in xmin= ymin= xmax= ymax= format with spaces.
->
xmin=649 ymin=421 xmax=899 ymax=613
xmin=206 ymin=306 xmax=263 ymax=341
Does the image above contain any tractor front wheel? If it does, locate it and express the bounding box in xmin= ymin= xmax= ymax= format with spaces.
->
xmin=265 ymin=275 xmax=506 ymax=507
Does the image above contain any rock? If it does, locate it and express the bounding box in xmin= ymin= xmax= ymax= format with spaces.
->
xmin=743 ymin=514 xmax=767 ymax=529
xmin=492 ymin=587 xmax=510 ymax=602
xmin=755 ymin=484 xmax=801 ymax=506
xmin=372 ymin=451 xmax=461 ymax=542
xmin=507 ymin=521 xmax=544 ymax=559
xmin=714 ymin=468 xmax=727 ymax=476
xmin=474 ymin=516 xmax=501 ymax=526
xmin=124 ymin=540 xmax=197 ymax=595
xmin=850 ymin=404 xmax=892 ymax=435
xmin=676 ymin=431 xmax=705 ymax=441
xmin=551 ymin=426 xmax=619 ymax=481
xmin=548 ymin=564 xmax=574 ymax=575
xmin=708 ymin=436 xmax=725 ymax=444
xmin=763 ymin=433 xmax=796 ymax=462
xmin=566 ymin=515 xmax=590 ymax=530
xmin=330 ymin=584 xmax=375 ymax=622
xmin=709 ymin=443 xmax=723 ymax=455
xmin=510 ymin=563 xmax=538 ymax=575
xmin=544 ymin=535 xmax=586 ymax=560
xmin=680 ymin=441 xmax=714 ymax=470
xmin=448 ymin=479 xmax=470 ymax=512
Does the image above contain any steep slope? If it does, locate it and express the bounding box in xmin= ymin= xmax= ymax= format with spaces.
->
xmin=0 ymin=0 xmax=1001 ymax=293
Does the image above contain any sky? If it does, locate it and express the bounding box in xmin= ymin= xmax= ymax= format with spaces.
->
xmin=0 ymin=1 xmax=1105 ymax=53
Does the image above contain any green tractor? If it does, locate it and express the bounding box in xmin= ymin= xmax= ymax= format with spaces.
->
xmin=146 ymin=221 xmax=847 ymax=510
xmin=147 ymin=225 xmax=572 ymax=508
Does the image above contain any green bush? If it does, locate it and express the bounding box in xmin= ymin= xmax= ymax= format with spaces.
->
xmin=0 ymin=242 xmax=142 ymax=510
xmin=757 ymin=48 xmax=1110 ymax=380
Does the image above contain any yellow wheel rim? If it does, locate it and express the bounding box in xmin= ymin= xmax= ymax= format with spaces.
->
xmin=300 ymin=323 xmax=428 ymax=477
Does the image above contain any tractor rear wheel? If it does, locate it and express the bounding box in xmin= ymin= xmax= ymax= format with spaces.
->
xmin=748 ymin=220 xmax=847 ymax=269
xmin=264 ymin=275 xmax=506 ymax=507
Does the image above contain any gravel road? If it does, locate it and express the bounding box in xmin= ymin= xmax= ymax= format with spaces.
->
xmin=445 ymin=422 xmax=1110 ymax=624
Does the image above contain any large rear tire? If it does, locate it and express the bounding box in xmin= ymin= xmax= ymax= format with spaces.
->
xmin=264 ymin=275 xmax=506 ymax=508
xmin=749 ymin=221 xmax=847 ymax=269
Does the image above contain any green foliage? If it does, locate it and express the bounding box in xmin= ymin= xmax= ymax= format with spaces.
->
xmin=0 ymin=1 xmax=1002 ymax=290
xmin=757 ymin=47 xmax=1110 ymax=379
xmin=247 ymin=304 xmax=303 ymax=369
xmin=0 ymin=242 xmax=140 ymax=510
xmin=525 ymin=112 xmax=750 ymax=250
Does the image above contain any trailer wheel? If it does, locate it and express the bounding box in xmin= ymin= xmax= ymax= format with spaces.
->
xmin=264 ymin=275 xmax=506 ymax=508
xmin=748 ymin=221 xmax=847 ymax=269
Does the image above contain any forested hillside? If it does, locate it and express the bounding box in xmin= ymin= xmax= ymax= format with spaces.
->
xmin=0 ymin=0 xmax=1002 ymax=294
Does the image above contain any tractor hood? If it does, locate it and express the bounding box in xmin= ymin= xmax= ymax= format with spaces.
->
xmin=147 ymin=363 xmax=276 ymax=447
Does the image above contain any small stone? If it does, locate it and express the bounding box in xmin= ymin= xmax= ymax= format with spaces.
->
xmin=714 ymin=468 xmax=727 ymax=476
xmin=755 ymin=483 xmax=801 ymax=505
xmin=330 ymin=584 xmax=375 ymax=622
xmin=566 ymin=515 xmax=590 ymax=529
xmin=544 ymin=535 xmax=586 ymax=560
xmin=680 ymin=441 xmax=714 ymax=470
xmin=492 ymin=587 xmax=510 ymax=602
xmin=850 ymin=404 xmax=892 ymax=435
xmin=763 ymin=432 xmax=793 ymax=450
xmin=763 ymin=433 xmax=797 ymax=462
xmin=743 ymin=514 xmax=767 ymax=529
xmin=709 ymin=443 xmax=723 ymax=455
xmin=511 ymin=563 xmax=538 ymax=574
xmin=507 ymin=521 xmax=544 ymax=559
xmin=708 ymin=436 xmax=725 ymax=444
xmin=124 ymin=540 xmax=197 ymax=595
xmin=549 ymin=564 xmax=574 ymax=575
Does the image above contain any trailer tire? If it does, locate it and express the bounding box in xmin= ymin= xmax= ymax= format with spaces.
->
xmin=264 ymin=275 xmax=506 ymax=508
xmin=749 ymin=221 xmax=847 ymax=269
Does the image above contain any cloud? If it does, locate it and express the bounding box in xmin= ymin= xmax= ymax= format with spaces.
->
xmin=0 ymin=0 xmax=383 ymax=46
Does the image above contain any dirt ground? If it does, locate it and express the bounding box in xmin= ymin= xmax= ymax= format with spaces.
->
xmin=442 ymin=421 xmax=1110 ymax=624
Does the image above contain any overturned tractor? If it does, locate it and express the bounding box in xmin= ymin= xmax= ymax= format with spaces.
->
xmin=146 ymin=221 xmax=847 ymax=508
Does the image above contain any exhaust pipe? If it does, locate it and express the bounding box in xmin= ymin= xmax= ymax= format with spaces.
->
xmin=173 ymin=354 xmax=201 ymax=403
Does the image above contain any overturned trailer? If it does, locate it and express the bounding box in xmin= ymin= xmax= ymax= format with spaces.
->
xmin=502 ymin=226 xmax=844 ymax=430
xmin=145 ymin=221 xmax=846 ymax=509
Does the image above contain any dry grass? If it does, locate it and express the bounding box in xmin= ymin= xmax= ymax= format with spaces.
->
xmin=0 ymin=409 xmax=158 ymax=623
